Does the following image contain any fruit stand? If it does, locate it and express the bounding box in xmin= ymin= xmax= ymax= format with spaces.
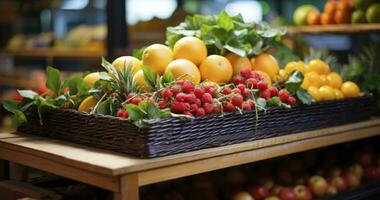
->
xmin=1 ymin=119 xmax=380 ymax=200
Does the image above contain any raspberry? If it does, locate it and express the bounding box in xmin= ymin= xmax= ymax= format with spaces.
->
xmin=242 ymin=103 xmax=251 ymax=110
xmin=250 ymin=71 xmax=263 ymax=80
xmin=246 ymin=78 xmax=258 ymax=88
xmin=158 ymin=101 xmax=168 ymax=109
xmin=131 ymin=97 xmax=143 ymax=105
xmin=232 ymin=75 xmax=245 ymax=85
xmin=213 ymin=106 xmax=220 ymax=113
xmin=223 ymin=102 xmax=236 ymax=112
xmin=161 ymin=89 xmax=173 ymax=100
xmin=240 ymin=69 xmax=252 ymax=78
xmin=195 ymin=98 xmax=202 ymax=106
xmin=237 ymin=84 xmax=246 ymax=92
xmin=223 ymin=87 xmax=232 ymax=95
xmin=185 ymin=93 xmax=197 ymax=103
xmin=242 ymin=89 xmax=251 ymax=99
xmin=190 ymin=104 xmax=198 ymax=111
xmin=175 ymin=92 xmax=186 ymax=102
xmin=257 ymin=81 xmax=268 ymax=91
xmin=127 ymin=93 xmax=136 ymax=100
xmin=287 ymin=96 xmax=297 ymax=105
xmin=205 ymin=87 xmax=216 ymax=97
xmin=269 ymin=87 xmax=278 ymax=97
xmin=203 ymin=103 xmax=214 ymax=114
xmin=231 ymin=94 xmax=244 ymax=107
xmin=116 ymin=109 xmax=128 ymax=118
xmin=182 ymin=81 xmax=194 ymax=93
xmin=201 ymin=93 xmax=213 ymax=104
xmin=170 ymin=86 xmax=181 ymax=96
xmin=184 ymin=111 xmax=193 ymax=117
xmin=171 ymin=101 xmax=186 ymax=113
xmin=176 ymin=79 xmax=185 ymax=86
xmin=194 ymin=88 xmax=205 ymax=99
xmin=233 ymin=88 xmax=241 ymax=94
xmin=278 ymin=89 xmax=289 ymax=102
xmin=184 ymin=103 xmax=191 ymax=110
xmin=260 ymin=89 xmax=271 ymax=100
xmin=195 ymin=108 xmax=206 ymax=117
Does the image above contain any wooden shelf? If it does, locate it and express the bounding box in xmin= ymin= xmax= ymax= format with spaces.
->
xmin=0 ymin=76 xmax=35 ymax=88
xmin=1 ymin=49 xmax=105 ymax=59
xmin=287 ymin=23 xmax=380 ymax=34
xmin=0 ymin=118 xmax=380 ymax=200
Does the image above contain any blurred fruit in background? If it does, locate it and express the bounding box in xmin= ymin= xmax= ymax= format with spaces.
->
xmin=293 ymin=5 xmax=319 ymax=26
xmin=366 ymin=3 xmax=380 ymax=23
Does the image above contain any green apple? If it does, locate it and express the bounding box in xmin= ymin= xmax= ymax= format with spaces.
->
xmin=293 ymin=5 xmax=318 ymax=26
xmin=366 ymin=3 xmax=380 ymax=23
xmin=353 ymin=0 xmax=374 ymax=10
xmin=352 ymin=10 xmax=367 ymax=23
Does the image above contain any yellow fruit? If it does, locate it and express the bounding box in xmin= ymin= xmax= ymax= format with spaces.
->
xmin=306 ymin=59 xmax=330 ymax=74
xmin=319 ymin=85 xmax=336 ymax=101
xmin=319 ymin=74 xmax=328 ymax=86
xmin=341 ymin=81 xmax=360 ymax=98
xmin=112 ymin=56 xmax=142 ymax=74
xmin=306 ymin=72 xmax=322 ymax=87
xmin=301 ymin=76 xmax=311 ymax=89
xmin=83 ymin=72 xmax=100 ymax=87
xmin=230 ymin=55 xmax=252 ymax=75
xmin=78 ymin=96 xmax=97 ymax=113
xmin=165 ymin=59 xmax=201 ymax=84
xmin=254 ymin=70 xmax=272 ymax=87
xmin=133 ymin=69 xmax=151 ymax=92
xmin=327 ymin=72 xmax=343 ymax=88
xmin=284 ymin=61 xmax=306 ymax=75
xmin=333 ymin=88 xmax=344 ymax=99
xmin=308 ymin=86 xmax=322 ymax=102
xmin=251 ymin=53 xmax=279 ymax=79
xmin=199 ymin=55 xmax=233 ymax=84
xmin=142 ymin=44 xmax=173 ymax=75
xmin=226 ymin=53 xmax=239 ymax=64
xmin=173 ymin=36 xmax=207 ymax=65
xmin=279 ymin=69 xmax=288 ymax=80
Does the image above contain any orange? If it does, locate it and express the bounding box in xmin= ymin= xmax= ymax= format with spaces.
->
xmin=306 ymin=72 xmax=323 ymax=87
xmin=112 ymin=56 xmax=142 ymax=75
xmin=173 ymin=36 xmax=207 ymax=65
xmin=78 ymin=96 xmax=97 ymax=112
xmin=165 ymin=59 xmax=201 ymax=84
xmin=251 ymin=53 xmax=279 ymax=79
xmin=199 ymin=55 xmax=233 ymax=84
xmin=254 ymin=70 xmax=272 ymax=87
xmin=337 ymin=1 xmax=353 ymax=12
xmin=226 ymin=53 xmax=239 ymax=64
xmin=306 ymin=59 xmax=330 ymax=74
xmin=335 ymin=10 xmax=350 ymax=24
xmin=227 ymin=54 xmax=252 ymax=75
xmin=83 ymin=72 xmax=100 ymax=87
xmin=142 ymin=44 xmax=173 ymax=75
xmin=307 ymin=10 xmax=321 ymax=25
xmin=333 ymin=88 xmax=344 ymax=100
xmin=133 ymin=69 xmax=151 ymax=92
xmin=308 ymin=86 xmax=322 ymax=102
xmin=321 ymin=12 xmax=336 ymax=25
xmin=324 ymin=0 xmax=337 ymax=14
xmin=301 ymin=76 xmax=311 ymax=89
xmin=319 ymin=85 xmax=336 ymax=101
xmin=319 ymin=74 xmax=328 ymax=86
xmin=341 ymin=81 xmax=360 ymax=98
xmin=327 ymin=72 xmax=343 ymax=88
xmin=284 ymin=61 xmax=306 ymax=75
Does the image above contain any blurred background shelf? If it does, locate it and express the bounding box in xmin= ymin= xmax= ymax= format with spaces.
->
xmin=287 ymin=24 xmax=380 ymax=35
xmin=2 ymin=49 xmax=105 ymax=59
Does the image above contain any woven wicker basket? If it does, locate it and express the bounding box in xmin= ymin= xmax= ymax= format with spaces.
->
xmin=18 ymin=95 xmax=374 ymax=158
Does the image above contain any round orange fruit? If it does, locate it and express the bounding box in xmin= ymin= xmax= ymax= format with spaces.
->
xmin=251 ymin=53 xmax=279 ymax=79
xmin=165 ymin=59 xmax=201 ymax=84
xmin=142 ymin=44 xmax=173 ymax=75
xmin=173 ymin=36 xmax=207 ymax=65
xmin=199 ymin=55 xmax=233 ymax=84
xmin=112 ymin=56 xmax=142 ymax=74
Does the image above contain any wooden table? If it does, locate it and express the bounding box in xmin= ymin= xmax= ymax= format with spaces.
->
xmin=1 ymin=119 xmax=380 ymax=200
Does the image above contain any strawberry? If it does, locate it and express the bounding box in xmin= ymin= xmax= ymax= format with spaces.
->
xmin=203 ymin=103 xmax=214 ymax=114
xmin=195 ymin=108 xmax=206 ymax=117
xmin=257 ymin=81 xmax=268 ymax=91
xmin=232 ymin=75 xmax=245 ymax=85
xmin=184 ymin=93 xmax=197 ymax=103
xmin=176 ymin=92 xmax=187 ymax=102
xmin=158 ymin=101 xmax=168 ymax=109
xmin=161 ymin=89 xmax=173 ymax=100
xmin=194 ymin=88 xmax=205 ymax=99
xmin=201 ymin=93 xmax=213 ymax=104
xmin=278 ymin=90 xmax=289 ymax=102
xmin=223 ymin=87 xmax=232 ymax=95
xmin=240 ymin=69 xmax=252 ymax=78
xmin=242 ymin=103 xmax=251 ymax=110
xmin=260 ymin=89 xmax=271 ymax=100
xmin=246 ymin=78 xmax=258 ymax=88
xmin=231 ymin=94 xmax=244 ymax=107
xmin=182 ymin=81 xmax=195 ymax=93
xmin=223 ymin=102 xmax=236 ymax=112
xmin=269 ymin=87 xmax=278 ymax=97
xmin=287 ymin=96 xmax=297 ymax=105
xmin=171 ymin=101 xmax=186 ymax=113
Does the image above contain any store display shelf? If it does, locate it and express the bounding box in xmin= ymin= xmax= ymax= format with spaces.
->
xmin=1 ymin=49 xmax=105 ymax=59
xmin=0 ymin=76 xmax=35 ymax=88
xmin=287 ymin=23 xmax=380 ymax=34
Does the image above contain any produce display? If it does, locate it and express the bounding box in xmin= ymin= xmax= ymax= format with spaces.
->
xmin=293 ymin=0 xmax=380 ymax=25
xmin=139 ymin=140 xmax=380 ymax=200
xmin=2 ymin=11 xmax=364 ymax=129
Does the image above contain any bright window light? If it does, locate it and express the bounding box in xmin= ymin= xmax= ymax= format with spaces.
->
xmin=127 ymin=0 xmax=177 ymax=25
xmin=60 ymin=0 xmax=89 ymax=10
xmin=225 ymin=0 xmax=262 ymax=23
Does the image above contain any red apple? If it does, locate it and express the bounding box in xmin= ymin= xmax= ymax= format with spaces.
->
xmin=279 ymin=187 xmax=297 ymax=200
xmin=265 ymin=196 xmax=280 ymax=200
xmin=364 ymin=166 xmax=379 ymax=181
xmin=348 ymin=164 xmax=364 ymax=179
xmin=233 ymin=191 xmax=254 ymax=200
xmin=248 ymin=185 xmax=269 ymax=200
xmin=293 ymin=185 xmax=312 ymax=200
xmin=271 ymin=185 xmax=283 ymax=195
xmin=330 ymin=176 xmax=348 ymax=192
xmin=344 ymin=170 xmax=361 ymax=189
xmin=328 ymin=167 xmax=342 ymax=178
xmin=308 ymin=175 xmax=328 ymax=197
xmin=357 ymin=152 xmax=373 ymax=167
xmin=326 ymin=184 xmax=338 ymax=196
xmin=258 ymin=175 xmax=274 ymax=191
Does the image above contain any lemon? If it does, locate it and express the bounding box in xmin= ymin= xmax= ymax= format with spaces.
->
xmin=112 ymin=56 xmax=142 ymax=75
xmin=341 ymin=81 xmax=360 ymax=98
xmin=78 ymin=96 xmax=97 ymax=113
xmin=327 ymin=72 xmax=343 ymax=89
xmin=165 ymin=59 xmax=201 ymax=84
xmin=319 ymin=85 xmax=336 ymax=101
xmin=306 ymin=59 xmax=330 ymax=74
xmin=142 ymin=44 xmax=173 ymax=75
xmin=133 ymin=69 xmax=151 ymax=92
xmin=83 ymin=72 xmax=100 ymax=87
xmin=306 ymin=72 xmax=322 ymax=87
xmin=308 ymin=86 xmax=322 ymax=102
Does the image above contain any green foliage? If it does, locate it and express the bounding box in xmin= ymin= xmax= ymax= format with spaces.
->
xmin=124 ymin=101 xmax=170 ymax=128
xmin=132 ymin=46 xmax=146 ymax=60
xmin=285 ymin=71 xmax=312 ymax=105
xmin=166 ymin=10 xmax=286 ymax=57
xmin=46 ymin=66 xmax=62 ymax=95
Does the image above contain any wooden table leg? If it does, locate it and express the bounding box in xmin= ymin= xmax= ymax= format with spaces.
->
xmin=114 ymin=173 xmax=139 ymax=200
xmin=0 ymin=159 xmax=9 ymax=180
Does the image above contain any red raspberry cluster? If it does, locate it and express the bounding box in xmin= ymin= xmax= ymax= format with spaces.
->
xmin=221 ymin=84 xmax=255 ymax=112
xmin=160 ymin=80 xmax=220 ymax=117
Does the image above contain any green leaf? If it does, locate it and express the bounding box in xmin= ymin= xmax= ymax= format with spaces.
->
xmin=267 ymin=97 xmax=282 ymax=106
xmin=160 ymin=110 xmax=172 ymax=118
xmin=46 ymin=66 xmax=61 ymax=95
xmin=10 ymin=110 xmax=27 ymax=128
xmin=2 ymin=100 xmax=20 ymax=111
xmin=132 ymin=46 xmax=146 ymax=60
xmin=101 ymin=57 xmax=118 ymax=76
xmin=217 ymin=10 xmax=234 ymax=31
xmin=146 ymin=103 xmax=161 ymax=119
xmin=17 ymin=90 xmax=38 ymax=99
xmin=96 ymin=98 xmax=111 ymax=115
xmin=286 ymin=71 xmax=304 ymax=94
xmin=296 ymin=89 xmax=313 ymax=105
xmin=138 ymin=101 xmax=150 ymax=111
xmin=65 ymin=75 xmax=82 ymax=95
xmin=256 ymin=98 xmax=267 ymax=108
xmin=161 ymin=71 xmax=175 ymax=85
xmin=142 ymin=66 xmax=159 ymax=89
xmin=125 ymin=104 xmax=146 ymax=121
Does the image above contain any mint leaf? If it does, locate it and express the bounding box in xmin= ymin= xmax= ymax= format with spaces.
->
xmin=296 ymin=89 xmax=313 ymax=105
xmin=218 ymin=10 xmax=234 ymax=31
xmin=142 ymin=66 xmax=159 ymax=89
xmin=146 ymin=103 xmax=160 ymax=119
xmin=46 ymin=66 xmax=61 ymax=95
xmin=286 ymin=71 xmax=304 ymax=94
xmin=161 ymin=71 xmax=175 ymax=85
xmin=10 ymin=110 xmax=27 ymax=128
xmin=101 ymin=57 xmax=118 ymax=75
xmin=17 ymin=90 xmax=38 ymax=99
xmin=132 ymin=46 xmax=146 ymax=60
xmin=256 ymin=98 xmax=267 ymax=108
xmin=2 ymin=100 xmax=20 ymax=111
xmin=125 ymin=104 xmax=146 ymax=121
xmin=267 ymin=97 xmax=282 ymax=106
xmin=65 ymin=75 xmax=82 ymax=94
xmin=96 ymin=98 xmax=111 ymax=115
